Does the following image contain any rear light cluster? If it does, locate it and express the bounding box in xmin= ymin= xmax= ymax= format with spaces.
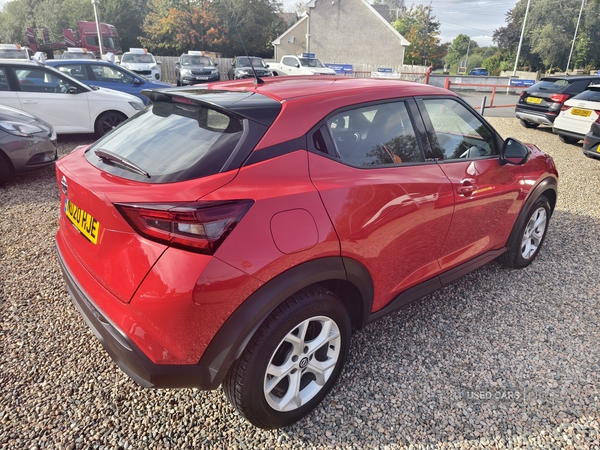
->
xmin=115 ymin=200 xmax=254 ymax=254
xmin=551 ymin=93 xmax=570 ymax=103
xmin=561 ymin=105 xmax=571 ymax=112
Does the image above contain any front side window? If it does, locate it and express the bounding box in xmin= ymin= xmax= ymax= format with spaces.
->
xmin=421 ymin=99 xmax=496 ymax=160
xmin=56 ymin=64 xmax=87 ymax=80
xmin=282 ymin=57 xmax=297 ymax=67
xmin=327 ymin=101 xmax=424 ymax=167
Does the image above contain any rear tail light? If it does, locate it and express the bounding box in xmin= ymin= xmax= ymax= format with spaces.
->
xmin=550 ymin=93 xmax=570 ymax=103
xmin=115 ymin=200 xmax=254 ymax=254
xmin=561 ymin=104 xmax=571 ymax=112
xmin=519 ymin=91 xmax=526 ymax=100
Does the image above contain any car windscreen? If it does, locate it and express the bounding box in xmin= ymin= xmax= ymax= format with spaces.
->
xmin=182 ymin=56 xmax=212 ymax=66
xmin=237 ymin=57 xmax=266 ymax=68
xmin=299 ymin=58 xmax=325 ymax=68
xmin=530 ymin=79 xmax=571 ymax=92
xmin=571 ymin=87 xmax=600 ymax=102
xmin=85 ymin=101 xmax=245 ymax=183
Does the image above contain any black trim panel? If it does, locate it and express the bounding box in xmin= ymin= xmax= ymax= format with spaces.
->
xmin=243 ymin=136 xmax=307 ymax=166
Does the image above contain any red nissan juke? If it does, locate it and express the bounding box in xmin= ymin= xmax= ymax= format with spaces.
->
xmin=55 ymin=76 xmax=558 ymax=429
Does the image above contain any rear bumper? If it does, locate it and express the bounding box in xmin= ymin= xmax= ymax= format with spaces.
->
xmin=553 ymin=127 xmax=585 ymax=141
xmin=515 ymin=109 xmax=555 ymax=126
xmin=56 ymin=243 xmax=219 ymax=390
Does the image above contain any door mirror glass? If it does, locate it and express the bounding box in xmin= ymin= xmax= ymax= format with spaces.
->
xmin=68 ymin=86 xmax=78 ymax=94
xmin=133 ymin=78 xmax=143 ymax=85
xmin=500 ymin=138 xmax=530 ymax=165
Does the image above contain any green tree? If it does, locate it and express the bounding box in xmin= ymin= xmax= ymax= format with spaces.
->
xmin=211 ymin=0 xmax=286 ymax=58
xmin=493 ymin=0 xmax=600 ymax=72
xmin=139 ymin=0 xmax=227 ymax=55
xmin=445 ymin=34 xmax=477 ymax=69
xmin=392 ymin=4 xmax=447 ymax=67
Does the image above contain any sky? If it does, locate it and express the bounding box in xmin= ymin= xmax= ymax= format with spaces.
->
xmin=282 ymin=0 xmax=520 ymax=47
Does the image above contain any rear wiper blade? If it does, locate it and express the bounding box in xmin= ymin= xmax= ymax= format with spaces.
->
xmin=94 ymin=148 xmax=150 ymax=178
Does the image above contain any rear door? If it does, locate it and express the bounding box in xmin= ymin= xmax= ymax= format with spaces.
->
xmin=309 ymin=99 xmax=455 ymax=312
xmin=417 ymin=97 xmax=525 ymax=271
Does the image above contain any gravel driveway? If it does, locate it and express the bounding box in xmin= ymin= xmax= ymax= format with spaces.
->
xmin=2 ymin=118 xmax=599 ymax=449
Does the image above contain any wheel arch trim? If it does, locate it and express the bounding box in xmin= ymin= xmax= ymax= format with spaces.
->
xmin=506 ymin=176 xmax=557 ymax=250
xmin=199 ymin=256 xmax=373 ymax=389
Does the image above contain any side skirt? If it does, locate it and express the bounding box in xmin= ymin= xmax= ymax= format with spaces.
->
xmin=367 ymin=248 xmax=507 ymax=324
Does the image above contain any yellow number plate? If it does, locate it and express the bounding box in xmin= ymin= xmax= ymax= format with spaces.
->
xmin=571 ymin=108 xmax=591 ymax=117
xmin=526 ymin=97 xmax=543 ymax=104
xmin=64 ymin=199 xmax=101 ymax=244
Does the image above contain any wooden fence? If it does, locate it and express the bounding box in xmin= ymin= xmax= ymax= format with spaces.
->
xmin=155 ymin=56 xmax=430 ymax=85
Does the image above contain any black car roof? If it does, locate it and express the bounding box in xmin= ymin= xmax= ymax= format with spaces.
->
xmin=541 ymin=75 xmax=600 ymax=82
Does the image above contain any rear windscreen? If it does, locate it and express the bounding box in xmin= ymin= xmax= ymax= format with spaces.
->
xmin=85 ymin=101 xmax=245 ymax=183
xmin=530 ymin=79 xmax=570 ymax=92
xmin=572 ymin=88 xmax=600 ymax=102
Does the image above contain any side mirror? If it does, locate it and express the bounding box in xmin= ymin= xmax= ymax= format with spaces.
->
xmin=295 ymin=63 xmax=300 ymax=68
xmin=156 ymin=61 xmax=162 ymax=65
xmin=265 ymin=63 xmax=270 ymax=68
xmin=133 ymin=78 xmax=143 ymax=85
xmin=175 ymin=60 xmax=180 ymax=67
xmin=500 ymin=138 xmax=530 ymax=165
xmin=231 ymin=62 xmax=236 ymax=67
xmin=68 ymin=86 xmax=78 ymax=94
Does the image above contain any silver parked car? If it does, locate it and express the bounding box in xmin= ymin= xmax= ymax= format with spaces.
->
xmin=0 ymin=104 xmax=57 ymax=184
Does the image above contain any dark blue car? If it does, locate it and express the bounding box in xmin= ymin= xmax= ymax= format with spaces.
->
xmin=46 ymin=59 xmax=171 ymax=104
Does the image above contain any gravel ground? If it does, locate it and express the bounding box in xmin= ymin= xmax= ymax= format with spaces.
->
xmin=1 ymin=119 xmax=600 ymax=449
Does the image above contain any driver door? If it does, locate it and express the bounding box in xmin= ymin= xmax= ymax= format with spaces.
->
xmin=417 ymin=97 xmax=526 ymax=270
xmin=13 ymin=66 xmax=90 ymax=133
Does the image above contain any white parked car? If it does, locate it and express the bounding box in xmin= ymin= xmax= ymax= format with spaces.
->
xmin=0 ymin=58 xmax=144 ymax=135
xmin=119 ymin=48 xmax=161 ymax=81
xmin=553 ymin=85 xmax=600 ymax=144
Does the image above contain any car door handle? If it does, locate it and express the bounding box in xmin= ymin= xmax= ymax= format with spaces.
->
xmin=22 ymin=100 xmax=38 ymax=104
xmin=457 ymin=179 xmax=477 ymax=196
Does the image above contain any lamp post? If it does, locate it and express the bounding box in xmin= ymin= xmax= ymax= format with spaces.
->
xmin=566 ymin=0 xmax=585 ymax=74
xmin=91 ymin=0 xmax=104 ymax=57
xmin=513 ymin=0 xmax=532 ymax=76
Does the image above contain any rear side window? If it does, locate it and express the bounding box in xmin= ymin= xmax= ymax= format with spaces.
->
xmin=327 ymin=101 xmax=424 ymax=166
xmin=572 ymin=88 xmax=600 ymax=102
xmin=85 ymin=101 xmax=245 ymax=183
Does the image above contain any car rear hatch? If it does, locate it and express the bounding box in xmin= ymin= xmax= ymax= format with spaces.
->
xmin=517 ymin=78 xmax=573 ymax=114
xmin=56 ymin=88 xmax=281 ymax=303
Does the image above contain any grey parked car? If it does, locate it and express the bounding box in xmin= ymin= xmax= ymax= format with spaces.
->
xmin=227 ymin=56 xmax=272 ymax=80
xmin=175 ymin=52 xmax=220 ymax=86
xmin=0 ymin=104 xmax=57 ymax=184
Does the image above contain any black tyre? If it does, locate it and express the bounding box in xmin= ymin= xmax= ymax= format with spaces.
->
xmin=95 ymin=111 xmax=127 ymax=137
xmin=500 ymin=195 xmax=551 ymax=269
xmin=224 ymin=286 xmax=351 ymax=429
xmin=0 ymin=153 xmax=11 ymax=185
xmin=558 ymin=134 xmax=579 ymax=145
xmin=519 ymin=119 xmax=539 ymax=129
